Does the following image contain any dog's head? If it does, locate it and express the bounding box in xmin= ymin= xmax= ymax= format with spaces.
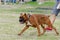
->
xmin=19 ymin=13 xmax=28 ymax=24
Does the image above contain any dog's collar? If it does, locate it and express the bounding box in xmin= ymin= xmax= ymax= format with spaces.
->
xmin=26 ymin=14 xmax=31 ymax=25
xmin=27 ymin=14 xmax=31 ymax=19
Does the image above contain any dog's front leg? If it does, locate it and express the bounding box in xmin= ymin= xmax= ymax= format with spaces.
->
xmin=18 ymin=25 xmax=29 ymax=36
xmin=36 ymin=25 xmax=41 ymax=36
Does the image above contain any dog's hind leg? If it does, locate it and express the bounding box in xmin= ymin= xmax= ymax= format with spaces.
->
xmin=52 ymin=26 xmax=59 ymax=35
xmin=41 ymin=24 xmax=46 ymax=35
xmin=48 ymin=24 xmax=59 ymax=35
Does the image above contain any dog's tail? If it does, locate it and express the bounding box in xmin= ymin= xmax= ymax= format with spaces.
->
xmin=48 ymin=15 xmax=50 ymax=17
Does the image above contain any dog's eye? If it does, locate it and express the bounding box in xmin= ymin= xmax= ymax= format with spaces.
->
xmin=20 ymin=17 xmax=21 ymax=18
xmin=20 ymin=17 xmax=22 ymax=18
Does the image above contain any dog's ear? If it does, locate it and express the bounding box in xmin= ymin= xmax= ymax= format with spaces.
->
xmin=20 ymin=13 xmax=27 ymax=16
xmin=20 ymin=13 xmax=23 ymax=15
xmin=24 ymin=13 xmax=26 ymax=16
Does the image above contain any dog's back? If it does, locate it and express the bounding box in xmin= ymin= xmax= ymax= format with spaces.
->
xmin=31 ymin=14 xmax=50 ymax=25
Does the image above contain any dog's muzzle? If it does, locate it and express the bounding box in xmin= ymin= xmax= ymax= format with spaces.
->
xmin=19 ymin=17 xmax=26 ymax=24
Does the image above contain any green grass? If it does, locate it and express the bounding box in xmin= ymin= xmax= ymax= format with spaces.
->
xmin=40 ymin=2 xmax=55 ymax=6
xmin=0 ymin=1 xmax=55 ymax=14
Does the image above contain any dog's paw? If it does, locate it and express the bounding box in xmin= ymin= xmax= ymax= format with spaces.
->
xmin=56 ymin=32 xmax=59 ymax=35
xmin=18 ymin=33 xmax=21 ymax=36
xmin=38 ymin=34 xmax=41 ymax=36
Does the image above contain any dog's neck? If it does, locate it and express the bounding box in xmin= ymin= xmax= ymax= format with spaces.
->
xmin=27 ymin=14 xmax=31 ymax=20
xmin=25 ymin=14 xmax=32 ymax=25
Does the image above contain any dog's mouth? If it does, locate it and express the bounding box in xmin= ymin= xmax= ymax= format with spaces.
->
xmin=19 ymin=20 xmax=25 ymax=24
xmin=19 ymin=17 xmax=26 ymax=24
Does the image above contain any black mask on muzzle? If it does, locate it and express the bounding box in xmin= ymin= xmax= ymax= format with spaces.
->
xmin=19 ymin=17 xmax=26 ymax=24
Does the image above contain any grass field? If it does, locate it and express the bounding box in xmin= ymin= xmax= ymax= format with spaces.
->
xmin=0 ymin=1 xmax=60 ymax=40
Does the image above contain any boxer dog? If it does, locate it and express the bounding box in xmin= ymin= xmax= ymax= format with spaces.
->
xmin=18 ymin=13 xmax=59 ymax=36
